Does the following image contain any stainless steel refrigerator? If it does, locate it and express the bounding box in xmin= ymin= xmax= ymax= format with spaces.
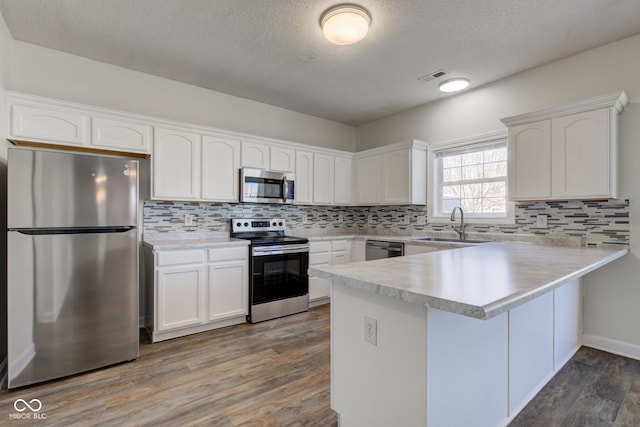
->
xmin=7 ymin=148 xmax=139 ymax=388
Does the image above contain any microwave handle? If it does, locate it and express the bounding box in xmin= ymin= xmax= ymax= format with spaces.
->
xmin=281 ymin=176 xmax=289 ymax=203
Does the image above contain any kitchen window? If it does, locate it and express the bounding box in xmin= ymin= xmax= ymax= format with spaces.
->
xmin=429 ymin=133 xmax=514 ymax=223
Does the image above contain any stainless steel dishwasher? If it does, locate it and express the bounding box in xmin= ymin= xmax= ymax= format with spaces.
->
xmin=365 ymin=240 xmax=404 ymax=260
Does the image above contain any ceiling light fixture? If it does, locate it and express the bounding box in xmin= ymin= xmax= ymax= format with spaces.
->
xmin=321 ymin=4 xmax=371 ymax=45
xmin=439 ymin=78 xmax=470 ymax=93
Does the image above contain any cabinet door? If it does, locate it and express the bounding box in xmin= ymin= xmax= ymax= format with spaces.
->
xmin=355 ymin=155 xmax=381 ymax=204
xmin=508 ymin=121 xmax=552 ymax=200
xmin=201 ymin=135 xmax=241 ymax=201
xmin=552 ymin=109 xmax=612 ymax=198
xmin=92 ymin=116 xmax=152 ymax=153
xmin=383 ymin=149 xmax=411 ymax=204
xmin=313 ymin=153 xmax=334 ymax=204
xmin=10 ymin=104 xmax=90 ymax=146
xmin=295 ymin=150 xmax=314 ymax=204
xmin=334 ymin=156 xmax=353 ymax=205
xmin=270 ymin=146 xmax=296 ymax=173
xmin=241 ymin=141 xmax=269 ymax=169
xmin=156 ymin=265 xmax=205 ymax=332
xmin=208 ymin=260 xmax=248 ymax=321
xmin=352 ymin=240 xmax=366 ymax=262
xmin=153 ymin=127 xmax=200 ymax=200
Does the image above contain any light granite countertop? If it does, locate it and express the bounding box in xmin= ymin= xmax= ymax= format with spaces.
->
xmin=309 ymin=241 xmax=627 ymax=320
xmin=143 ymin=232 xmax=249 ymax=250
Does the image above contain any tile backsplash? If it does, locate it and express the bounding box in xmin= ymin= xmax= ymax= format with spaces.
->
xmin=144 ymin=199 xmax=629 ymax=247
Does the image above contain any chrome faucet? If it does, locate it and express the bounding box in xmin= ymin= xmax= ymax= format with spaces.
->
xmin=450 ymin=206 xmax=466 ymax=240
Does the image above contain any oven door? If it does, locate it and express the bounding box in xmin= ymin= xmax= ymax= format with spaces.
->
xmin=251 ymin=244 xmax=309 ymax=305
xmin=241 ymin=168 xmax=295 ymax=204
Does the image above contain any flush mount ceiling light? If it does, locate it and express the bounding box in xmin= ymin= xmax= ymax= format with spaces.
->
xmin=321 ymin=4 xmax=371 ymax=45
xmin=439 ymin=78 xmax=470 ymax=93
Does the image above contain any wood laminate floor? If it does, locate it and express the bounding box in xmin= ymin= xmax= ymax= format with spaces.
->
xmin=0 ymin=305 xmax=337 ymax=426
xmin=2 ymin=305 xmax=639 ymax=426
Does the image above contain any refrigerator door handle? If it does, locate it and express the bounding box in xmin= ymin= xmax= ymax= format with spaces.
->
xmin=12 ymin=226 xmax=136 ymax=235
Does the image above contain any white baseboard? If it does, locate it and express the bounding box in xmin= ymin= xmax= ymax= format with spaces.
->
xmin=583 ymin=334 xmax=640 ymax=361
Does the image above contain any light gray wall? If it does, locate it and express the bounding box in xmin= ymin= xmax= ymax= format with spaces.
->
xmin=356 ymin=33 xmax=640 ymax=356
xmin=7 ymin=41 xmax=356 ymax=152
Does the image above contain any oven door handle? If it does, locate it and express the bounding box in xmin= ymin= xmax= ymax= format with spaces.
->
xmin=253 ymin=244 xmax=309 ymax=256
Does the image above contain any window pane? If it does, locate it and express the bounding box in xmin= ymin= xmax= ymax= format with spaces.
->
xmin=462 ymin=164 xmax=483 ymax=180
xmin=443 ymin=167 xmax=461 ymax=182
xmin=484 ymin=161 xmax=507 ymax=178
xmin=461 ymin=151 xmax=483 ymax=166
xmin=435 ymin=142 xmax=508 ymax=218
xmin=461 ymin=198 xmax=482 ymax=213
xmin=482 ymin=198 xmax=506 ymax=213
xmin=460 ymin=183 xmax=483 ymax=199
xmin=484 ymin=148 xmax=506 ymax=162
xmin=442 ymin=155 xmax=461 ymax=168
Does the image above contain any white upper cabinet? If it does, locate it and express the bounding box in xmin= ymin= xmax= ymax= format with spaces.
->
xmin=5 ymin=92 xmax=152 ymax=154
xmin=502 ymin=92 xmax=627 ymax=201
xmin=334 ymin=156 xmax=353 ymax=205
xmin=355 ymin=155 xmax=381 ymax=205
xmin=92 ymin=116 xmax=152 ymax=153
xmin=270 ymin=146 xmax=296 ymax=173
xmin=552 ymin=109 xmax=613 ymax=199
xmin=354 ymin=140 xmax=428 ymax=205
xmin=153 ymin=127 xmax=200 ymax=200
xmin=241 ymin=141 xmax=269 ymax=169
xmin=10 ymin=103 xmax=90 ymax=146
xmin=201 ymin=135 xmax=241 ymax=202
xmin=508 ymin=121 xmax=552 ymax=200
xmin=313 ymin=153 xmax=335 ymax=204
xmin=295 ymin=150 xmax=314 ymax=204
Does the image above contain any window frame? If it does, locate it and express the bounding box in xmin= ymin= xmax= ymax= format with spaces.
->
xmin=427 ymin=131 xmax=515 ymax=224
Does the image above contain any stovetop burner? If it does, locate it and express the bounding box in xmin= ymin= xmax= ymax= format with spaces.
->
xmin=230 ymin=218 xmax=308 ymax=246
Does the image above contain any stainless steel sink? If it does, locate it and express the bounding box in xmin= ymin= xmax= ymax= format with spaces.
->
xmin=414 ymin=237 xmax=490 ymax=244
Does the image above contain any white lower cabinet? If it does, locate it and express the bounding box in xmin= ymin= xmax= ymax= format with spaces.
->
xmin=146 ymin=245 xmax=249 ymax=342
xmin=308 ymin=239 xmax=352 ymax=306
xmin=207 ymin=247 xmax=248 ymax=321
xmin=309 ymin=241 xmax=331 ymax=305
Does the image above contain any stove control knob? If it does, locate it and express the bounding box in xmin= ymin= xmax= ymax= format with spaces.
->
xmin=278 ymin=222 xmax=283 ymax=226
xmin=244 ymin=222 xmax=249 ymax=227
xmin=272 ymin=221 xmax=277 ymax=227
xmin=236 ymin=222 xmax=241 ymax=227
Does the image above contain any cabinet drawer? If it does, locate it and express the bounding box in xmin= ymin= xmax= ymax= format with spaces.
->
xmin=331 ymin=240 xmax=350 ymax=251
xmin=310 ymin=253 xmax=330 ymax=265
xmin=157 ymin=250 xmax=204 ymax=266
xmin=310 ymin=241 xmax=331 ymax=253
xmin=208 ymin=246 xmax=248 ymax=262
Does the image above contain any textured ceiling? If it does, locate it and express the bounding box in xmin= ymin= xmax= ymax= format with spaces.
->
xmin=1 ymin=0 xmax=639 ymax=126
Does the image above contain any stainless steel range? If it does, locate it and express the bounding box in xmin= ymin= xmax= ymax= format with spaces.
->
xmin=231 ymin=218 xmax=309 ymax=323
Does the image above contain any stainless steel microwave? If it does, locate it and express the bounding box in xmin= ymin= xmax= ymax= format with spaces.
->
xmin=240 ymin=168 xmax=295 ymax=204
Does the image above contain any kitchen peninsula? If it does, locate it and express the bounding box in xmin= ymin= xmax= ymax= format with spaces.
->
xmin=309 ymin=242 xmax=628 ymax=427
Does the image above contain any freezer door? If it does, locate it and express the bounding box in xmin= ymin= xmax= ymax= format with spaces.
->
xmin=8 ymin=148 xmax=138 ymax=228
xmin=7 ymin=228 xmax=139 ymax=388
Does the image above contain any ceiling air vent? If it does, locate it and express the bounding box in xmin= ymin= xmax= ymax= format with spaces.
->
xmin=417 ymin=69 xmax=448 ymax=83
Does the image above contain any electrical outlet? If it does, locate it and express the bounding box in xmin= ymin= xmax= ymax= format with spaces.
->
xmin=402 ymin=214 xmax=410 ymax=224
xmin=416 ymin=215 xmax=426 ymax=225
xmin=364 ymin=316 xmax=377 ymax=346
xmin=368 ymin=215 xmax=374 ymax=224
xmin=302 ymin=213 xmax=309 ymax=224
xmin=338 ymin=213 xmax=344 ymax=222
xmin=536 ymin=214 xmax=548 ymax=228
xmin=184 ymin=214 xmax=193 ymax=226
